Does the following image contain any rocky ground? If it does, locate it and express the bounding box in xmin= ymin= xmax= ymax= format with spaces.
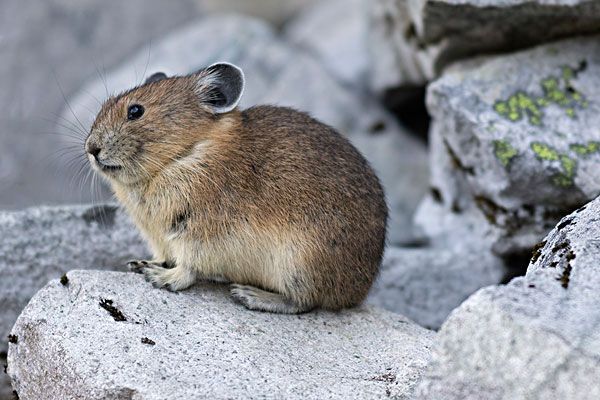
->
xmin=3 ymin=0 xmax=600 ymax=399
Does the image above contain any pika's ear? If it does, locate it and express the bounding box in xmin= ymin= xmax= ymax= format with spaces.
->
xmin=145 ymin=72 xmax=168 ymax=84
xmin=195 ymin=62 xmax=245 ymax=114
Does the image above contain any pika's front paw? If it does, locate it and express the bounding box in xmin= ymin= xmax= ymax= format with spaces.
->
xmin=128 ymin=260 xmax=173 ymax=273
xmin=133 ymin=264 xmax=197 ymax=292
xmin=127 ymin=260 xmax=151 ymax=273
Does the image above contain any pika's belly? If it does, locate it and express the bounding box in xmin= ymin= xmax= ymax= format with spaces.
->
xmin=166 ymin=229 xmax=305 ymax=291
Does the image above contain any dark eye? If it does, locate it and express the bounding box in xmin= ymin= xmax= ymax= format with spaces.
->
xmin=127 ymin=104 xmax=144 ymax=120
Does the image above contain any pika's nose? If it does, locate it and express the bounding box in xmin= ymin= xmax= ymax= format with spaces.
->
xmin=87 ymin=143 xmax=101 ymax=159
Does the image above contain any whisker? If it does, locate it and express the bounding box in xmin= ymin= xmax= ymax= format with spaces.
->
xmin=140 ymin=40 xmax=152 ymax=86
xmin=53 ymin=71 xmax=89 ymax=134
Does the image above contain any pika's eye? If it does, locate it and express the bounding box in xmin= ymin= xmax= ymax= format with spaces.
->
xmin=127 ymin=104 xmax=144 ymax=120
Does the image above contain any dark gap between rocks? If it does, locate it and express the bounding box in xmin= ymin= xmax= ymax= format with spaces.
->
xmin=500 ymin=251 xmax=532 ymax=284
xmin=381 ymin=86 xmax=430 ymax=141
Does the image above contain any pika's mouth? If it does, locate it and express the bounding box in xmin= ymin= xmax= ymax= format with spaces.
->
xmin=94 ymin=159 xmax=123 ymax=172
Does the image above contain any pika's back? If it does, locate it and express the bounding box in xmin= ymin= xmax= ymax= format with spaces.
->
xmin=239 ymin=105 xmax=387 ymax=222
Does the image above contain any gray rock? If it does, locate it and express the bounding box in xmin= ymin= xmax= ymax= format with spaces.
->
xmin=368 ymin=241 xmax=504 ymax=329
xmin=0 ymin=0 xmax=204 ymax=209
xmin=425 ymin=35 xmax=600 ymax=255
xmin=415 ymin=194 xmax=600 ymax=399
xmin=64 ymin=15 xmax=429 ymax=244
xmin=369 ymin=0 xmax=600 ymax=90
xmin=284 ymin=0 xmax=370 ymax=88
xmin=8 ymin=270 xmax=434 ymax=400
xmin=0 ymin=205 xmax=147 ymax=355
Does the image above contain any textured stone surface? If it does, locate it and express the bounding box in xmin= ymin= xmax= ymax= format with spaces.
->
xmin=284 ymin=0 xmax=369 ymax=88
xmin=8 ymin=270 xmax=434 ymax=400
xmin=0 ymin=0 xmax=204 ymax=209
xmin=369 ymin=0 xmax=600 ymax=90
xmin=0 ymin=205 xmax=147 ymax=355
xmin=369 ymin=0 xmax=433 ymax=92
xmin=64 ymin=15 xmax=429 ymax=244
xmin=425 ymin=36 xmax=600 ymax=255
xmin=368 ymin=242 xmax=504 ymax=329
xmin=415 ymin=195 xmax=600 ymax=399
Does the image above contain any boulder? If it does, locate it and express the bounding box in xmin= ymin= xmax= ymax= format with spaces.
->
xmin=415 ymin=195 xmax=600 ymax=399
xmin=7 ymin=270 xmax=434 ymax=399
xmin=425 ymin=35 xmax=600 ymax=255
xmin=284 ymin=0 xmax=369 ymax=88
xmin=368 ymin=241 xmax=504 ymax=329
xmin=63 ymin=15 xmax=429 ymax=245
xmin=0 ymin=205 xmax=147 ymax=355
xmin=0 ymin=0 xmax=204 ymax=209
xmin=369 ymin=0 xmax=600 ymax=90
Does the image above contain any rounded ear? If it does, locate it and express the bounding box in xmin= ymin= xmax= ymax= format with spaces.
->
xmin=145 ymin=72 xmax=168 ymax=84
xmin=195 ymin=62 xmax=245 ymax=114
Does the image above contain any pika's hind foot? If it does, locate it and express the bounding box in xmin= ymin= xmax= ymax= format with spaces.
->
xmin=132 ymin=263 xmax=197 ymax=292
xmin=230 ymin=284 xmax=312 ymax=314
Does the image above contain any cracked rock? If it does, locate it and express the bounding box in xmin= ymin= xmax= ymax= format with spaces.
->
xmin=7 ymin=270 xmax=433 ymax=400
xmin=414 ymin=194 xmax=600 ymax=399
xmin=369 ymin=0 xmax=600 ymax=90
xmin=425 ymin=35 xmax=600 ymax=255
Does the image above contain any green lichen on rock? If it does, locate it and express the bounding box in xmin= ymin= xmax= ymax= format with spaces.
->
xmin=493 ymin=139 xmax=518 ymax=167
xmin=494 ymin=63 xmax=588 ymax=124
xmin=531 ymin=142 xmax=559 ymax=161
xmin=555 ymin=155 xmax=577 ymax=187
xmin=570 ymin=141 xmax=600 ymax=156
xmin=530 ymin=142 xmax=577 ymax=187
xmin=494 ymin=92 xmax=542 ymax=125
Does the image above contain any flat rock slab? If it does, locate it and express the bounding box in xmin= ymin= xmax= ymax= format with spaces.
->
xmin=8 ymin=271 xmax=433 ymax=400
xmin=415 ymin=195 xmax=600 ymax=399
xmin=426 ymin=35 xmax=600 ymax=255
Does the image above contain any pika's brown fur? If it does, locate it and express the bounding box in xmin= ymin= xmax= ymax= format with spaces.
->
xmin=86 ymin=63 xmax=387 ymax=313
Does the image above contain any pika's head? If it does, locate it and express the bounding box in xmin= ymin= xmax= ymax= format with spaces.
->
xmin=85 ymin=62 xmax=245 ymax=185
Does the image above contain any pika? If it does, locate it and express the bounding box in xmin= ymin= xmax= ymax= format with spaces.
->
xmin=85 ymin=62 xmax=387 ymax=313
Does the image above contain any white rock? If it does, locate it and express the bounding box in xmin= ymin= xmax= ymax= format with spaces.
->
xmin=284 ymin=0 xmax=370 ymax=88
xmin=425 ymin=35 xmax=600 ymax=255
xmin=8 ymin=270 xmax=434 ymax=400
xmin=368 ymin=243 xmax=504 ymax=329
xmin=415 ymin=195 xmax=600 ymax=399
xmin=63 ymin=15 xmax=429 ymax=244
xmin=0 ymin=205 xmax=147 ymax=354
xmin=369 ymin=0 xmax=600 ymax=90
